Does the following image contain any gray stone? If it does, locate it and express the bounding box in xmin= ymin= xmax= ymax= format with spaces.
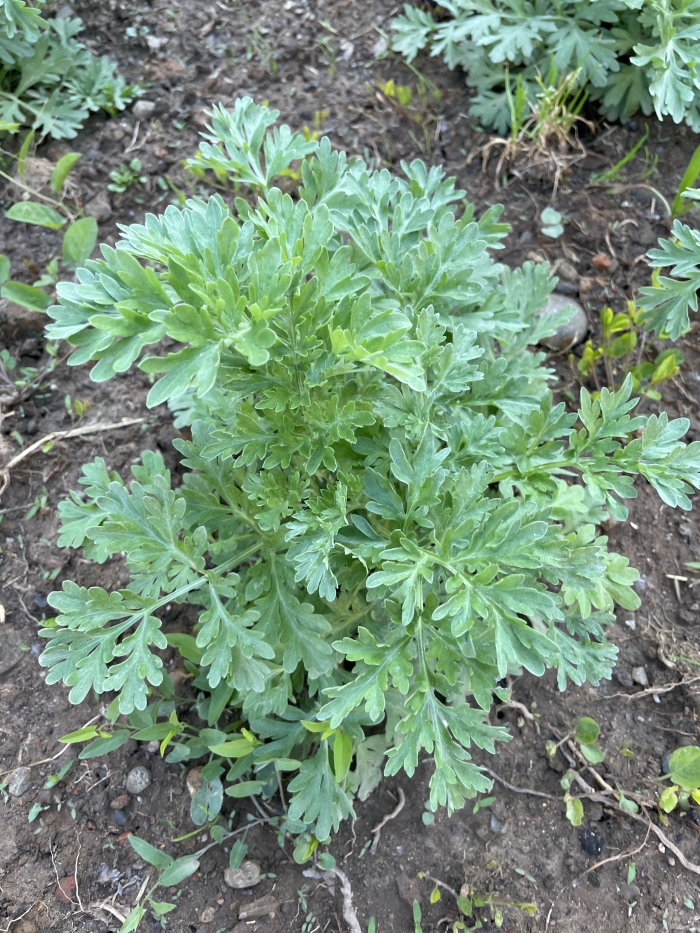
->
xmin=538 ymin=293 xmax=588 ymax=351
xmin=0 ymin=627 xmax=26 ymax=677
xmin=132 ymin=100 xmax=156 ymax=120
xmin=614 ymin=667 xmax=634 ymax=688
xmin=556 ymin=260 xmax=579 ymax=283
xmin=0 ymin=299 xmax=45 ymax=342
xmin=125 ymin=766 xmax=151 ymax=795
xmin=84 ymin=192 xmax=112 ymax=223
xmin=238 ymin=894 xmax=279 ymax=920
xmin=8 ymin=766 xmax=31 ymax=797
xmin=224 ymin=860 xmax=261 ymax=889
xmin=631 ymin=666 xmax=648 ymax=687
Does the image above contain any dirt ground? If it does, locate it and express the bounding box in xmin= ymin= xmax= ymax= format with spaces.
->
xmin=1 ymin=1 xmax=700 ymax=931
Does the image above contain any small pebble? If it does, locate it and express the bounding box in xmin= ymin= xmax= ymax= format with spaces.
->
xmin=84 ymin=192 xmax=112 ymax=223
xmin=132 ymin=99 xmax=156 ymax=120
xmin=556 ymin=260 xmax=579 ymax=283
xmin=125 ymin=766 xmax=151 ymax=795
xmin=224 ymin=860 xmax=261 ymax=889
xmin=614 ymin=667 xmax=634 ymax=688
xmin=579 ymin=827 xmax=604 ymax=857
xmin=591 ymin=253 xmax=612 ymax=272
xmin=8 ymin=767 xmax=31 ymax=797
xmin=538 ymin=294 xmax=588 ymax=351
xmin=238 ymin=895 xmax=279 ymax=920
xmin=110 ymin=794 xmax=129 ymax=810
xmin=113 ymin=809 xmax=127 ymax=826
xmin=631 ymin=666 xmax=648 ymax=687
xmin=54 ymin=875 xmax=76 ymax=904
xmin=186 ymin=768 xmax=203 ymax=798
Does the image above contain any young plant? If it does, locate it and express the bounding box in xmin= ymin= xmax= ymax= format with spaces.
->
xmin=547 ymin=715 xmax=604 ymax=825
xmin=41 ymin=99 xmax=700 ymax=854
xmin=540 ymin=208 xmax=565 ymax=239
xmin=0 ymin=0 xmax=137 ymax=139
xmin=672 ymin=145 xmax=700 ymax=219
xmin=107 ymin=158 xmax=147 ymax=194
xmin=577 ymin=302 xmax=683 ymax=398
xmin=391 ymin=0 xmax=700 ymax=133
xmin=639 ymin=188 xmax=700 ymax=339
xmin=658 ymin=746 xmax=700 ymax=814
xmin=2 ymin=147 xmax=97 ymax=312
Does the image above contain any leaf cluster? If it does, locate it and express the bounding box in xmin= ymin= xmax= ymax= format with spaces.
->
xmin=578 ymin=301 xmax=684 ymax=398
xmin=658 ymin=745 xmax=700 ymax=813
xmin=0 ymin=0 xmax=136 ymax=138
xmin=391 ymin=0 xmax=700 ymax=134
xmin=638 ymin=188 xmax=700 ymax=339
xmin=41 ymin=99 xmax=700 ymax=842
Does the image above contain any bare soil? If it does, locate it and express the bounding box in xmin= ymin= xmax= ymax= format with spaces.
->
xmin=1 ymin=1 xmax=700 ymax=932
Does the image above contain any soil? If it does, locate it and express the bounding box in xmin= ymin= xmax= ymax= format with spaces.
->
xmin=1 ymin=1 xmax=700 ymax=932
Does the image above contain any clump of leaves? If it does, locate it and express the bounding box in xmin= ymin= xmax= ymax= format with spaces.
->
xmin=577 ymin=302 xmax=683 ymax=399
xmin=2 ymin=144 xmax=97 ymax=312
xmin=540 ymin=208 xmax=565 ymax=239
xmin=108 ymin=158 xmax=147 ymax=194
xmin=456 ymin=882 xmax=537 ymax=928
xmin=547 ymin=715 xmax=604 ymax=826
xmin=41 ymin=99 xmax=700 ymax=851
xmin=659 ymin=746 xmax=700 ymax=813
xmin=0 ymin=0 xmax=137 ymax=139
xmin=638 ymin=188 xmax=700 ymax=340
xmin=391 ymin=0 xmax=700 ymax=134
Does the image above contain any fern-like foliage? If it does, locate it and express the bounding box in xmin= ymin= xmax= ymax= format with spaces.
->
xmin=391 ymin=0 xmax=700 ymax=133
xmin=41 ymin=99 xmax=700 ymax=841
xmin=638 ymin=190 xmax=700 ymax=339
xmin=0 ymin=0 xmax=136 ymax=138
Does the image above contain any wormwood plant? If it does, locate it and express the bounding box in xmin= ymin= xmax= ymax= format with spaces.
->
xmin=41 ymin=99 xmax=700 ymax=846
xmin=392 ymin=0 xmax=700 ymax=134
xmin=639 ymin=188 xmax=700 ymax=339
xmin=0 ymin=0 xmax=135 ymax=138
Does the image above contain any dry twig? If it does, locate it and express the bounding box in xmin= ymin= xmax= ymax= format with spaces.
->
xmin=326 ymin=867 xmax=362 ymax=933
xmin=603 ymin=675 xmax=700 ymax=701
xmin=582 ymin=823 xmax=651 ymax=876
xmin=88 ymin=902 xmax=127 ymax=924
xmin=0 ymin=417 xmax=145 ymax=495
xmin=370 ymin=786 xmax=406 ymax=854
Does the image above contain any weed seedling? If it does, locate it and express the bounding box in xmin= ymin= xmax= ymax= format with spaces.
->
xmin=476 ymin=66 xmax=593 ymax=191
xmin=658 ymin=745 xmax=700 ymax=814
xmin=108 ymin=158 xmax=147 ymax=193
xmin=672 ymin=144 xmax=700 ymax=218
xmin=2 ymin=141 xmax=98 ymax=313
xmin=26 ymin=486 xmax=48 ymax=520
xmin=577 ymin=302 xmax=683 ymax=398
xmin=540 ymin=207 xmax=565 ymax=238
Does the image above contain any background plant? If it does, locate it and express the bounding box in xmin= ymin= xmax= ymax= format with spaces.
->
xmin=2 ymin=144 xmax=97 ymax=312
xmin=40 ymin=99 xmax=700 ymax=859
xmin=108 ymin=158 xmax=147 ymax=194
xmin=391 ymin=0 xmax=700 ymax=134
xmin=0 ymin=0 xmax=136 ymax=139
xmin=577 ymin=302 xmax=683 ymax=398
xmin=477 ymin=67 xmax=592 ymax=190
xmin=658 ymin=746 xmax=700 ymax=813
xmin=638 ymin=188 xmax=700 ymax=339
